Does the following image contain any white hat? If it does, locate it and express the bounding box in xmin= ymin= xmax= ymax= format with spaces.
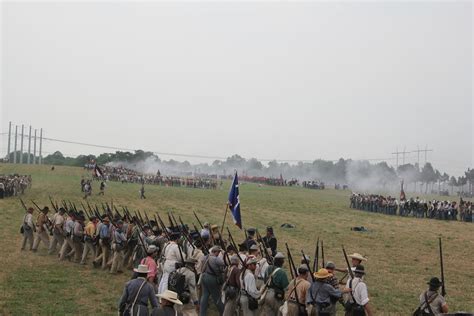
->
xmin=133 ymin=264 xmax=150 ymax=274
xmin=348 ymin=253 xmax=367 ymax=262
xmin=156 ymin=290 xmax=183 ymax=305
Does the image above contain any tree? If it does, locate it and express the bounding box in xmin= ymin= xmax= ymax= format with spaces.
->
xmin=420 ymin=163 xmax=437 ymax=193
xmin=449 ymin=176 xmax=457 ymax=195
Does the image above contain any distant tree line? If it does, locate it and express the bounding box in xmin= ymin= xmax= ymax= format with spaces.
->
xmin=4 ymin=150 xmax=473 ymax=194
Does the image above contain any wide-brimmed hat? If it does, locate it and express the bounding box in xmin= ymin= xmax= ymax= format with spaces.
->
xmin=428 ymin=277 xmax=442 ymax=288
xmin=42 ymin=207 xmax=50 ymax=213
xmin=249 ymin=244 xmax=259 ymax=251
xmin=133 ymin=264 xmax=150 ymax=274
xmin=349 ymin=253 xmax=367 ymax=262
xmin=314 ymin=268 xmax=333 ymax=279
xmin=211 ymin=224 xmax=218 ymax=230
xmin=157 ymin=290 xmax=183 ymax=305
xmin=274 ymin=252 xmax=285 ymax=259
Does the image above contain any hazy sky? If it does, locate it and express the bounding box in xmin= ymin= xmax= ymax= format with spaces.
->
xmin=1 ymin=1 xmax=472 ymax=176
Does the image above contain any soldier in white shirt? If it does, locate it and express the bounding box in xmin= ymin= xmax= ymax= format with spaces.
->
xmin=239 ymin=256 xmax=260 ymax=316
xmin=48 ymin=208 xmax=65 ymax=255
xmin=158 ymin=232 xmax=183 ymax=294
xmin=344 ymin=265 xmax=373 ymax=316
xmin=21 ymin=207 xmax=35 ymax=251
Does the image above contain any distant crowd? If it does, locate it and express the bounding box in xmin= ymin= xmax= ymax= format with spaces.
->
xmin=302 ymin=181 xmax=325 ymax=190
xmin=239 ymin=175 xmax=299 ymax=187
xmin=94 ymin=166 xmax=219 ymax=190
xmin=349 ymin=193 xmax=473 ymax=222
xmin=0 ymin=174 xmax=31 ymax=199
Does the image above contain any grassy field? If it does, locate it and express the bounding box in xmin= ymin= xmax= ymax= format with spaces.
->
xmin=0 ymin=163 xmax=472 ymax=315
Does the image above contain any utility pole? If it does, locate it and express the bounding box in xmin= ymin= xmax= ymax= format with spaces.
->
xmin=33 ymin=129 xmax=37 ymax=165
xmin=411 ymin=146 xmax=433 ymax=166
xmin=39 ymin=128 xmax=43 ymax=165
xmin=20 ymin=124 xmax=24 ymax=163
xmin=7 ymin=122 xmax=12 ymax=162
xmin=392 ymin=147 xmax=410 ymax=169
xmin=27 ymin=126 xmax=32 ymax=164
xmin=13 ymin=125 xmax=18 ymax=164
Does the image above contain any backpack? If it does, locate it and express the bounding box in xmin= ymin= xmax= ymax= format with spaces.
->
xmin=168 ymin=270 xmax=190 ymax=304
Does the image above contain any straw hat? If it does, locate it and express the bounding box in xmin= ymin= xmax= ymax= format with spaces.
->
xmin=348 ymin=253 xmax=367 ymax=262
xmin=314 ymin=268 xmax=333 ymax=279
xmin=133 ymin=264 xmax=150 ymax=274
xmin=157 ymin=290 xmax=183 ymax=305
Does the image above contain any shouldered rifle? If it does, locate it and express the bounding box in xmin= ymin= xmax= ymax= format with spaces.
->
xmin=49 ymin=196 xmax=58 ymax=212
xmin=256 ymin=229 xmax=273 ymax=265
xmin=321 ymin=240 xmax=325 ymax=268
xmin=439 ymin=238 xmax=446 ymax=296
xmin=313 ymin=237 xmax=319 ymax=272
xmin=285 ymin=243 xmax=298 ymax=279
xmin=194 ymin=223 xmax=209 ymax=254
xmin=227 ymin=227 xmax=246 ymax=267
xmin=193 ymin=211 xmax=204 ymax=229
xmin=19 ymin=198 xmax=28 ymax=211
xmin=342 ymin=245 xmax=354 ymax=279
xmin=301 ymin=249 xmax=315 ymax=282
xmin=31 ymin=200 xmax=54 ymax=234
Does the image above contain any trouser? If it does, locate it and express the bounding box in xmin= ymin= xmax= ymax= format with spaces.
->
xmin=21 ymin=230 xmax=34 ymax=250
xmin=223 ymin=296 xmax=239 ymax=316
xmin=32 ymin=230 xmax=50 ymax=250
xmin=48 ymin=232 xmax=64 ymax=254
xmin=199 ymin=273 xmax=224 ymax=316
xmin=59 ymin=236 xmax=75 ymax=260
xmin=81 ymin=240 xmax=96 ymax=264
xmin=73 ymin=239 xmax=84 ymax=263
xmin=261 ymin=289 xmax=283 ymax=316
xmin=94 ymin=240 xmax=110 ymax=269
xmin=110 ymin=247 xmax=124 ymax=273
xmin=123 ymin=242 xmax=136 ymax=268
xmin=177 ymin=303 xmax=198 ymax=316
xmin=239 ymin=295 xmax=257 ymax=316
xmin=316 ymin=302 xmax=336 ymax=316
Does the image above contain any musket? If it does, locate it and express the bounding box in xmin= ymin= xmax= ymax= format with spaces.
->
xmin=342 ymin=245 xmax=354 ymax=279
xmin=193 ymin=211 xmax=204 ymax=229
xmin=256 ymin=229 xmax=273 ymax=264
xmin=301 ymin=249 xmax=315 ymax=282
xmin=285 ymin=243 xmax=298 ymax=279
xmin=156 ymin=213 xmax=170 ymax=239
xmin=167 ymin=212 xmax=175 ymax=228
xmin=227 ymin=227 xmax=246 ymax=267
xmin=19 ymin=198 xmax=28 ymax=211
xmin=313 ymin=237 xmax=319 ymax=272
xmin=321 ymin=240 xmax=325 ymax=268
xmin=439 ymin=238 xmax=446 ymax=296
xmin=144 ymin=211 xmax=152 ymax=227
xmin=49 ymin=196 xmax=58 ymax=213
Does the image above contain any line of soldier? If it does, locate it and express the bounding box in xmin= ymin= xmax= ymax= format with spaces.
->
xmin=350 ymin=193 xmax=473 ymax=222
xmin=20 ymin=201 xmax=452 ymax=316
xmin=0 ymin=174 xmax=31 ymax=198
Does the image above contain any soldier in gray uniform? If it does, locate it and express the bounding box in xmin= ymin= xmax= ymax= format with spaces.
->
xmin=416 ymin=277 xmax=448 ymax=315
xmin=119 ymin=264 xmax=159 ymax=316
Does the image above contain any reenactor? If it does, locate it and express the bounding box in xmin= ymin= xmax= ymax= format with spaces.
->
xmin=81 ymin=215 xmax=98 ymax=265
xmin=223 ymin=255 xmax=241 ymax=316
xmin=72 ymin=214 xmax=85 ymax=263
xmin=118 ymin=264 xmax=159 ymax=315
xmin=175 ymin=258 xmax=199 ymax=316
xmin=59 ymin=211 xmax=76 ymax=261
xmin=20 ymin=207 xmax=35 ymax=251
xmin=239 ymin=256 xmax=260 ymax=316
xmin=48 ymin=207 xmax=65 ymax=255
xmin=415 ymin=277 xmax=448 ymax=315
xmin=93 ymin=216 xmax=112 ymax=269
xmin=111 ymin=220 xmax=127 ymax=274
xmin=286 ymin=265 xmax=311 ymax=316
xmin=32 ymin=207 xmax=51 ymax=252
xmin=261 ymin=252 xmax=289 ymax=316
xmin=152 ymin=290 xmax=183 ymax=316
xmin=343 ymin=265 xmax=373 ymax=316
xmin=262 ymin=226 xmax=277 ymax=256
xmin=199 ymin=246 xmax=225 ymax=316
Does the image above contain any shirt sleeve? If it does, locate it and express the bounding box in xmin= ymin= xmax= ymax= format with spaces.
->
xmin=245 ymin=273 xmax=260 ymax=299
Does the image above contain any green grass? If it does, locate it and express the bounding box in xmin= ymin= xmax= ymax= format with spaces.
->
xmin=0 ymin=163 xmax=473 ymax=315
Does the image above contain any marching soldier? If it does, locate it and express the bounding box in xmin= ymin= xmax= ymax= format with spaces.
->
xmin=261 ymin=252 xmax=289 ymax=316
xmin=307 ymin=268 xmax=346 ymax=316
xmin=32 ymin=207 xmax=51 ymax=252
xmin=59 ymin=211 xmax=75 ymax=261
xmin=416 ymin=277 xmax=448 ymax=315
xmin=20 ymin=207 xmax=35 ymax=251
xmin=72 ymin=214 xmax=85 ymax=263
xmin=93 ymin=216 xmax=112 ymax=269
xmin=111 ymin=220 xmax=127 ymax=274
xmin=48 ymin=207 xmax=65 ymax=255
xmin=223 ymin=255 xmax=241 ymax=316
xmin=99 ymin=181 xmax=106 ymax=195
xmin=243 ymin=228 xmax=257 ymax=250
xmin=140 ymin=185 xmax=146 ymax=199
xmin=158 ymin=232 xmax=182 ymax=294
xmin=199 ymin=246 xmax=225 ymax=316
xmin=239 ymin=256 xmax=260 ymax=316
xmin=118 ymin=264 xmax=159 ymax=316
xmin=80 ymin=215 xmax=98 ymax=265
xmin=176 ymin=258 xmax=199 ymax=316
